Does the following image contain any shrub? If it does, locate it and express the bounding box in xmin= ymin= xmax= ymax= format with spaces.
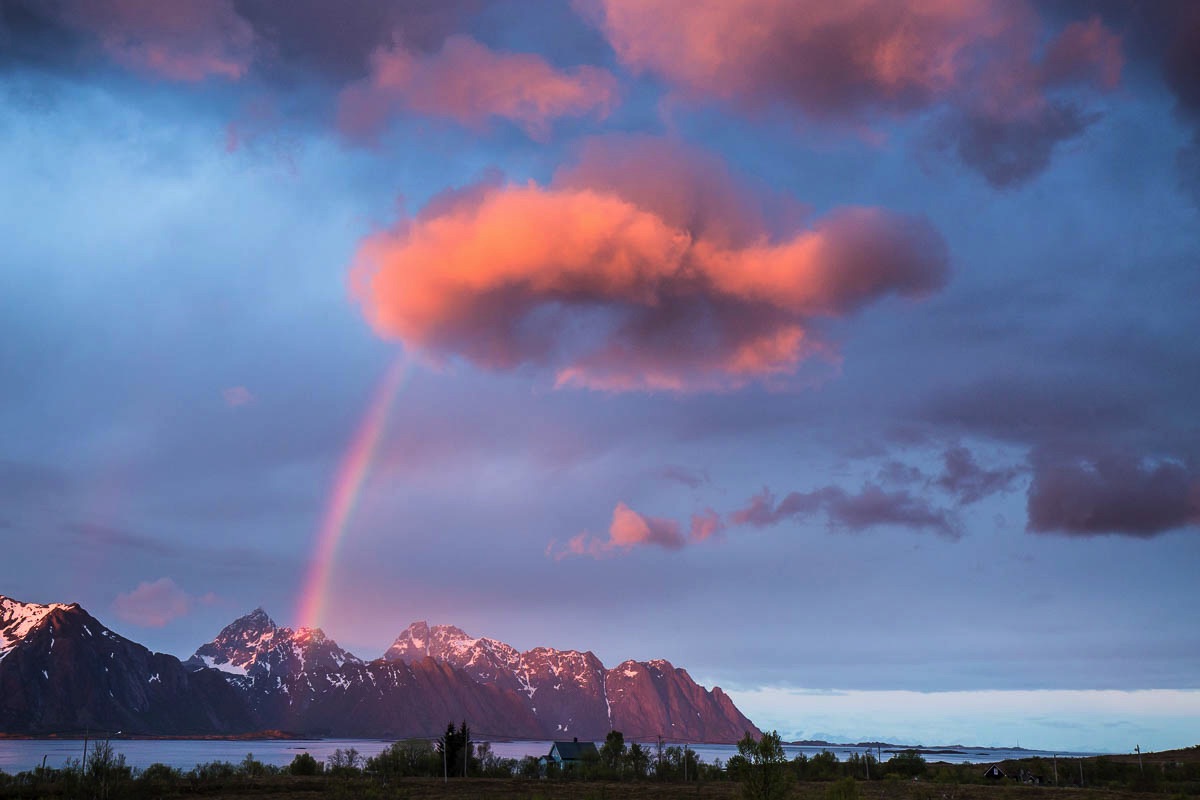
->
xmin=189 ymin=760 xmax=239 ymax=781
xmin=367 ymin=739 xmax=439 ymax=778
xmin=885 ymin=750 xmax=927 ymax=778
xmin=827 ymin=776 xmax=861 ymax=800
xmin=288 ymin=752 xmax=322 ymax=776
xmin=138 ymin=762 xmax=181 ymax=783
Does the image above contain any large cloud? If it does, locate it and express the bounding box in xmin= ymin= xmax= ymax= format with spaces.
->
xmin=351 ymin=138 xmax=948 ymax=391
xmin=580 ymin=0 xmax=1121 ymax=186
xmin=1027 ymin=449 xmax=1200 ymax=537
xmin=338 ymin=34 xmax=618 ymax=142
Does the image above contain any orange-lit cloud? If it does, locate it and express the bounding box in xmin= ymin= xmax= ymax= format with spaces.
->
xmin=351 ymin=138 xmax=948 ymax=391
xmin=55 ymin=0 xmax=256 ymax=81
xmin=552 ymin=501 xmax=686 ymax=559
xmin=580 ymin=0 xmax=1122 ymax=185
xmin=338 ymin=34 xmax=617 ymax=142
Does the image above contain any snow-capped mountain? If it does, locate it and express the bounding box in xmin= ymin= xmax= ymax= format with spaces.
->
xmin=185 ymin=609 xmax=543 ymax=738
xmin=185 ymin=608 xmax=362 ymax=678
xmin=0 ymin=595 xmax=252 ymax=735
xmin=383 ymin=621 xmax=759 ymax=741
xmin=0 ymin=596 xmax=759 ymax=741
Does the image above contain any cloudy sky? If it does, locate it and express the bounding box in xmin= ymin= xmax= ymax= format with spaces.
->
xmin=2 ymin=0 xmax=1198 ymax=752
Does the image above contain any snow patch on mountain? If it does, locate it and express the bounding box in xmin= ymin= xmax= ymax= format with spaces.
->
xmin=0 ymin=596 xmax=74 ymax=658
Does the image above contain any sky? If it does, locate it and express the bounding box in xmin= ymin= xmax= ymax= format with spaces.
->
xmin=1 ymin=0 xmax=1198 ymax=753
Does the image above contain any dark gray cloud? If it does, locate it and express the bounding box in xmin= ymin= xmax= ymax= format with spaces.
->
xmin=0 ymin=460 xmax=72 ymax=501
xmin=656 ymin=464 xmax=709 ymax=489
xmin=946 ymin=103 xmax=1097 ymax=188
xmin=233 ymin=0 xmax=482 ymax=82
xmin=731 ymin=485 xmax=960 ymax=539
xmin=936 ymin=446 xmax=1023 ymax=505
xmin=62 ymin=521 xmax=182 ymax=558
xmin=1027 ymin=448 xmax=1200 ymax=537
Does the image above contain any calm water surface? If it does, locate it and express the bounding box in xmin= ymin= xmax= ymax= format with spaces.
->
xmin=0 ymin=739 xmax=1098 ymax=773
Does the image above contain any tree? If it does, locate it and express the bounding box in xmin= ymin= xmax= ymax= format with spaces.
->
xmin=86 ymin=740 xmax=130 ymax=800
xmin=367 ymin=739 xmax=439 ymax=777
xmin=808 ymin=749 xmax=841 ymax=780
xmin=327 ymin=747 xmax=363 ymax=775
xmin=885 ymin=750 xmax=926 ymax=778
xmin=600 ymin=730 xmax=626 ymax=775
xmin=435 ymin=720 xmax=473 ymax=776
xmin=288 ymin=752 xmax=320 ymax=776
xmin=627 ymin=742 xmax=650 ymax=779
xmin=736 ymin=730 xmax=792 ymax=800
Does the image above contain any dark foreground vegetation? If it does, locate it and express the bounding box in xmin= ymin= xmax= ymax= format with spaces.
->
xmin=0 ymin=729 xmax=1196 ymax=800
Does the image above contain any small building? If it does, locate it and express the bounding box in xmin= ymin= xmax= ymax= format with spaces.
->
xmin=983 ymin=764 xmax=1007 ymax=779
xmin=545 ymin=737 xmax=599 ymax=769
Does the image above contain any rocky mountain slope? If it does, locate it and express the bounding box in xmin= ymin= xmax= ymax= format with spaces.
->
xmin=382 ymin=620 xmax=759 ymax=741
xmin=185 ymin=611 xmax=542 ymax=738
xmin=0 ymin=595 xmax=252 ymax=735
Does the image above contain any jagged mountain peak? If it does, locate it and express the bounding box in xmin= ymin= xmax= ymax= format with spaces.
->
xmin=0 ymin=593 xmax=254 ymax=735
xmin=293 ymin=626 xmax=327 ymax=643
xmin=189 ymin=612 xmax=362 ymax=678
xmin=384 ymin=620 xmax=477 ymax=662
xmin=221 ymin=607 xmax=279 ymax=637
xmin=1 ymin=595 xmax=87 ymax=659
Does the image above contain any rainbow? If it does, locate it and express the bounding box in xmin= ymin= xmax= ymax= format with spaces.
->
xmin=295 ymin=356 xmax=407 ymax=631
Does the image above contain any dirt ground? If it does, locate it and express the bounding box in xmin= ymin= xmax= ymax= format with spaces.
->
xmin=88 ymin=778 xmax=1185 ymax=800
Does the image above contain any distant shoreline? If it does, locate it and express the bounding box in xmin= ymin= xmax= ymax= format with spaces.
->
xmin=0 ymin=731 xmax=307 ymax=742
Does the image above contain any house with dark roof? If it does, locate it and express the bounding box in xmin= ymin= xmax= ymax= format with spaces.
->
xmin=983 ymin=764 xmax=1006 ymax=779
xmin=543 ymin=737 xmax=599 ymax=769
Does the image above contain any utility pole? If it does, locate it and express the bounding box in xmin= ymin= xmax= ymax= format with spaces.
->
xmin=1052 ymin=754 xmax=1057 ymax=786
xmin=1079 ymin=759 xmax=1084 ymax=787
xmin=443 ymin=741 xmax=447 ymax=783
xmin=865 ymin=751 xmax=870 ymax=780
xmin=684 ymin=743 xmax=689 ymax=782
xmin=1136 ymin=745 xmax=1143 ymax=773
xmin=82 ymin=729 xmax=89 ymax=770
xmin=464 ymin=727 xmax=469 ymax=778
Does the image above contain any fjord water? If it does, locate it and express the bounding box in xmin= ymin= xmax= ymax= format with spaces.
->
xmin=0 ymin=739 xmax=1097 ymax=773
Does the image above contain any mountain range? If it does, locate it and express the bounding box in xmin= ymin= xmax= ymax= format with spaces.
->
xmin=0 ymin=595 xmax=759 ymax=742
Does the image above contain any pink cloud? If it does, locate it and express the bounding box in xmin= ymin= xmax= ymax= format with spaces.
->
xmin=1040 ymin=17 xmax=1123 ymax=92
xmin=351 ymin=138 xmax=947 ymax=392
xmin=222 ymin=386 xmax=254 ymax=407
xmin=580 ymin=0 xmax=1123 ymax=185
xmin=112 ymin=577 xmax=195 ymax=627
xmin=552 ymin=501 xmax=687 ymax=559
xmin=688 ymin=508 xmax=725 ymax=542
xmin=337 ymin=34 xmax=617 ymax=142
xmin=55 ymin=0 xmax=256 ymax=81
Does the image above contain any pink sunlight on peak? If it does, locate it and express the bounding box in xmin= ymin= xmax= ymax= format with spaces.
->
xmin=295 ymin=356 xmax=408 ymax=631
